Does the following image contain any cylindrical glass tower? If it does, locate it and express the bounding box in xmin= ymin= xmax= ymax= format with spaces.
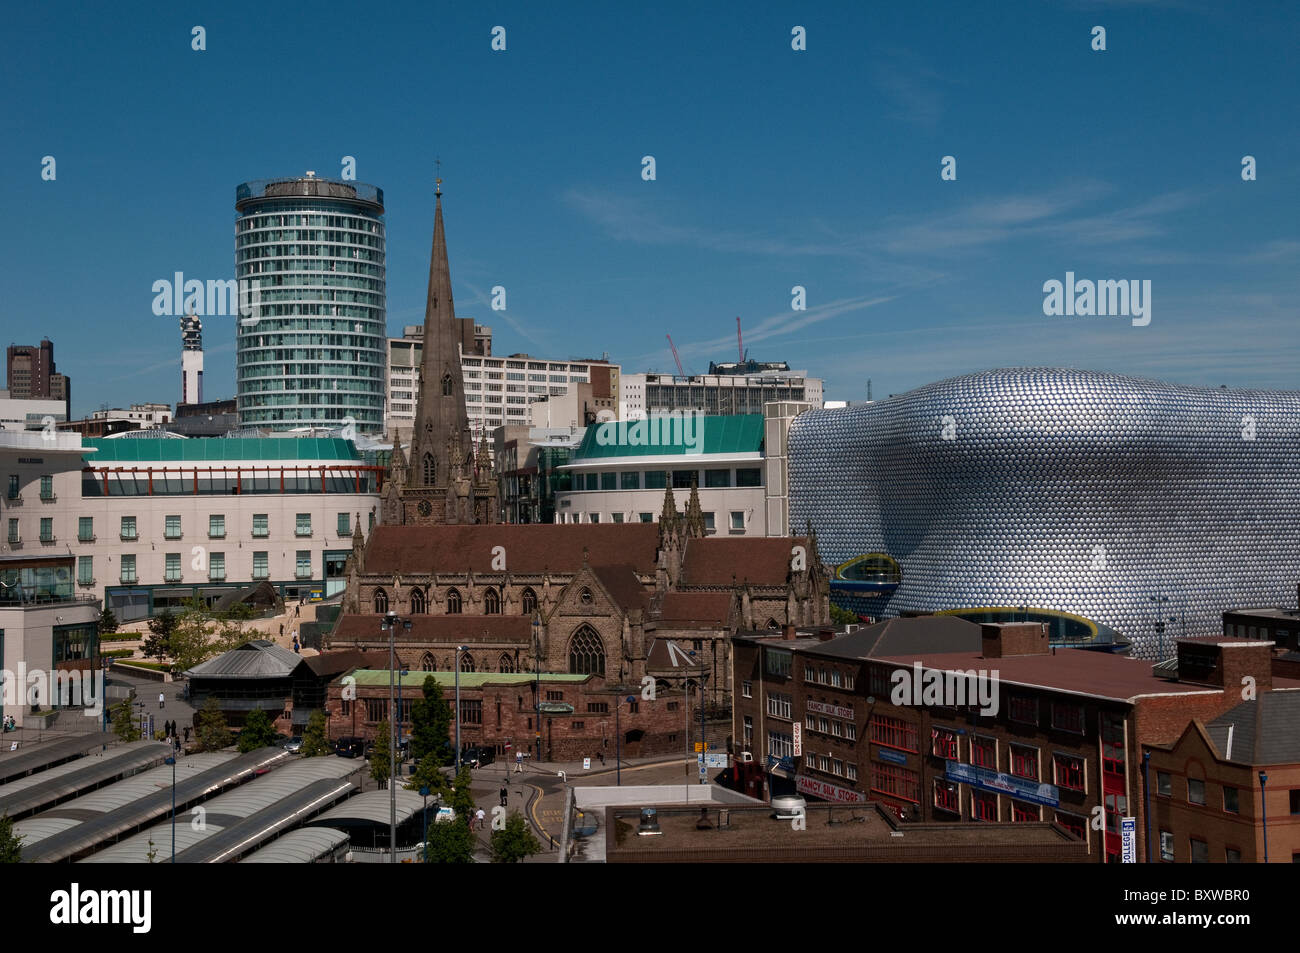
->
xmin=234 ymin=176 xmax=386 ymax=433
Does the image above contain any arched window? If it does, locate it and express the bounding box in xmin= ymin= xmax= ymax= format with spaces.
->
xmin=423 ymin=453 xmax=436 ymax=485
xmin=765 ymin=618 xmax=780 ymax=630
xmin=459 ymin=653 xmax=476 ymax=673
xmin=521 ymin=587 xmax=537 ymax=616
xmin=579 ymin=587 xmax=593 ymax=606
xmin=374 ymin=588 xmax=388 ymax=613
xmin=446 ymin=588 xmax=462 ymax=614
xmin=421 ymin=652 xmax=435 ymax=671
xmin=484 ymin=588 xmax=501 ymax=614
xmin=568 ymin=625 xmax=606 ymax=676
xmin=410 ymin=588 xmax=426 ymax=614
xmin=499 ymin=653 xmax=515 ymax=673
xmin=441 ymin=373 xmax=453 ymax=396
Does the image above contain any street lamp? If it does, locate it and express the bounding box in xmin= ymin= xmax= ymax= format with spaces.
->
xmin=164 ymin=755 xmax=176 ymax=862
xmin=455 ymin=645 xmax=468 ymax=772
xmin=419 ymin=785 xmax=430 ymax=863
xmin=614 ymin=694 xmax=636 ymax=785
xmin=380 ymin=610 xmax=411 ymax=864
xmin=1260 ymin=771 xmax=1269 ymax=863
xmin=397 ymin=667 xmax=409 ymax=759
xmin=532 ymin=614 xmax=542 ymax=763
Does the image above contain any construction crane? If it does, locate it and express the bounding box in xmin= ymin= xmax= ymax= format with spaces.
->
xmin=736 ymin=316 xmax=745 ymax=363
xmin=666 ymin=334 xmax=685 ymax=377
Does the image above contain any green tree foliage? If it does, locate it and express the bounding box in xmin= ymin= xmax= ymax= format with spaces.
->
xmin=490 ymin=811 xmax=541 ymax=863
xmin=449 ymin=767 xmax=475 ymax=823
xmin=97 ymin=607 xmax=119 ymax=635
xmin=142 ymin=609 xmax=177 ymax=662
xmin=110 ymin=691 xmax=141 ymax=743
xmin=405 ymin=754 xmax=450 ymax=797
xmin=194 ymin=695 xmax=231 ymax=751
xmin=167 ymin=599 xmax=248 ymax=673
xmin=423 ymin=816 xmax=474 ymax=863
xmin=409 ymin=676 xmax=452 ymax=766
xmin=0 ymin=813 xmax=25 ymax=863
xmin=370 ymin=720 xmax=392 ymax=787
xmin=237 ymin=708 xmax=279 ymax=752
xmin=300 ymin=710 xmax=330 ymax=757
xmin=829 ymin=604 xmax=860 ymax=625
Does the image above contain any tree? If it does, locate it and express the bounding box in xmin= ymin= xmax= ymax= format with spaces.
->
xmin=405 ymin=754 xmax=450 ymax=797
xmin=449 ymin=767 xmax=475 ymax=824
xmin=194 ymin=696 xmax=231 ymax=751
xmin=300 ymin=710 xmax=330 ymax=757
xmin=829 ymin=604 xmax=860 ymax=626
xmin=143 ymin=609 xmax=177 ymax=662
xmin=167 ymin=599 xmax=248 ymax=673
xmin=490 ymin=811 xmax=541 ymax=863
xmin=0 ymin=813 xmax=24 ymax=863
xmin=370 ymin=720 xmax=392 ymax=788
xmin=97 ymin=607 xmax=119 ymax=635
xmin=423 ymin=816 xmax=474 ymax=863
xmin=237 ymin=708 xmax=279 ymax=752
xmin=409 ymin=675 xmax=452 ymax=766
xmin=110 ymin=691 xmax=141 ymax=743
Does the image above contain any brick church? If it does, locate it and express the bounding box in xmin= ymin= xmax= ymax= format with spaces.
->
xmin=328 ymin=185 xmax=829 ymax=706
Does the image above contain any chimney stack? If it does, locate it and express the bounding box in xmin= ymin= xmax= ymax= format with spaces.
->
xmin=782 ymin=624 xmax=797 ymax=641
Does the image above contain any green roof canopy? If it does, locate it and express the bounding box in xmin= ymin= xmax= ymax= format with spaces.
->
xmin=572 ymin=414 xmax=764 ymax=460
xmin=82 ymin=437 xmax=361 ymax=464
xmin=347 ymin=670 xmax=590 ymax=689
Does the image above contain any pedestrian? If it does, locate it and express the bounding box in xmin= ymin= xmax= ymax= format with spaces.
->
xmin=292 ymin=638 xmax=299 ymax=654
xmin=158 ymin=691 xmax=165 ymax=710
xmin=475 ymin=808 xmax=485 ymax=831
xmin=499 ymin=785 xmax=508 ymax=807
xmin=183 ymin=726 xmax=191 ymax=743
xmin=279 ymin=623 xmax=284 ymax=636
xmin=598 ymin=751 xmax=605 ymax=766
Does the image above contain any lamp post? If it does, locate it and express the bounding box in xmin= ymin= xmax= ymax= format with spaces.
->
xmin=532 ymin=614 xmax=542 ymax=763
xmin=1142 ymin=750 xmax=1152 ymax=863
xmin=397 ymin=667 xmax=409 ymax=762
xmin=689 ymin=651 xmax=709 ymax=784
xmin=1260 ymin=770 xmax=1269 ymax=863
xmin=419 ymin=785 xmax=430 ymax=863
xmin=1151 ymin=594 xmax=1170 ymax=659
xmin=614 ymin=694 xmax=635 ymax=785
xmin=164 ymin=754 xmax=176 ymax=862
xmin=455 ymin=645 xmax=468 ymax=773
xmin=380 ymin=610 xmax=411 ymax=864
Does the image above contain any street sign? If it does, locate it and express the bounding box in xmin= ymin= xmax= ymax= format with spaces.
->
xmin=703 ymin=752 xmax=728 ymax=768
xmin=1121 ymin=817 xmax=1137 ymax=863
xmin=583 ymin=757 xmax=591 ymax=770
xmin=694 ymin=742 xmax=708 ymax=753
xmin=792 ymin=722 xmax=802 ymax=756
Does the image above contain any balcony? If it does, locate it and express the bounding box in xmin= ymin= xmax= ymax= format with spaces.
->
xmin=209 ymin=532 xmax=226 ymax=540
xmin=120 ymin=532 xmax=138 ymax=542
xmin=252 ymin=571 xmax=270 ymax=581
xmin=164 ymin=531 xmax=182 ymax=540
xmin=209 ymin=572 xmax=227 ymax=583
xmin=119 ymin=573 xmax=138 ymax=584
xmin=295 ymin=529 xmax=312 ymax=538
xmin=78 ymin=534 xmax=96 ymax=543
xmin=252 ymin=529 xmax=269 ymax=538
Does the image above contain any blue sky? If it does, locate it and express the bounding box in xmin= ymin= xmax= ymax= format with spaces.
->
xmin=3 ymin=0 xmax=1297 ymax=416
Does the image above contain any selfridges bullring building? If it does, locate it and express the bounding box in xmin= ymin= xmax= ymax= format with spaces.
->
xmin=787 ymin=367 xmax=1300 ymax=659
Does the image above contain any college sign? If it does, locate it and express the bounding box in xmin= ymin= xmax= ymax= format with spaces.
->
xmin=796 ymin=775 xmax=867 ymax=804
xmin=944 ymin=760 xmax=1060 ymax=808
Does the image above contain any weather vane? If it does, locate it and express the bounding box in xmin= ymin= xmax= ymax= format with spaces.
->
xmin=435 ymin=156 xmax=442 ymax=195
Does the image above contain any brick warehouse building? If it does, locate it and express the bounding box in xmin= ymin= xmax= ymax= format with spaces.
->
xmin=324 ymin=668 xmax=690 ymax=761
xmin=1146 ymin=690 xmax=1300 ymax=863
xmin=732 ymin=621 xmax=1297 ymax=862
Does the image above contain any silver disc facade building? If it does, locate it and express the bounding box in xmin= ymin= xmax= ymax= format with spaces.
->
xmin=235 ymin=176 xmax=387 ymax=433
xmin=787 ymin=367 xmax=1300 ymax=659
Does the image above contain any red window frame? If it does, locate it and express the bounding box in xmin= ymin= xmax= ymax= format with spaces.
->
xmin=1010 ymin=745 xmax=1038 ymax=780
xmin=1055 ymin=811 xmax=1086 ymax=841
xmin=1011 ymin=800 xmax=1039 ymax=822
xmin=869 ymin=715 xmax=918 ymax=753
xmin=971 ymin=790 xmax=997 ymax=821
xmin=931 ymin=726 xmax=958 ymax=759
xmin=933 ymin=779 xmax=960 ymax=814
xmin=970 ymin=735 xmax=996 ymax=769
xmin=870 ymin=762 xmax=920 ymax=804
xmin=1054 ymin=753 xmax=1085 ymax=791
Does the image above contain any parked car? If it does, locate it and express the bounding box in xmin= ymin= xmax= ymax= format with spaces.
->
xmin=333 ymin=736 xmax=367 ymax=759
xmin=459 ymin=746 xmax=495 ymax=768
xmin=281 ymin=736 xmax=303 ymax=754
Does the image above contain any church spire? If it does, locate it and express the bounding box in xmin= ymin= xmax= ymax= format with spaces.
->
xmin=406 ymin=177 xmax=471 ymax=494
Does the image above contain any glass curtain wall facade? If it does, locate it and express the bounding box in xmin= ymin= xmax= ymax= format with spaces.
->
xmin=235 ymin=177 xmax=386 ymax=432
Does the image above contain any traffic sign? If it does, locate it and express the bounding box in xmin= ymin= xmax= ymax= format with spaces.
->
xmin=694 ymin=742 xmax=708 ymax=753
